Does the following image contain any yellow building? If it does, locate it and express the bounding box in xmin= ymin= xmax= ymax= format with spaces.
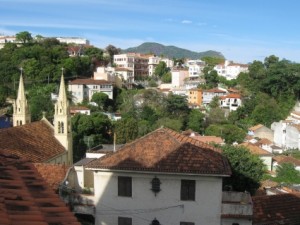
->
xmin=188 ymin=88 xmax=202 ymax=106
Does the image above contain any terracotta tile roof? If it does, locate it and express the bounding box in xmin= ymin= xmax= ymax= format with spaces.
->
xmin=69 ymin=78 xmax=112 ymax=85
xmin=273 ymin=155 xmax=300 ymax=167
xmin=87 ymin=128 xmax=231 ymax=176
xmin=239 ymin=143 xmax=273 ymax=156
xmin=253 ymin=193 xmax=300 ymax=225
xmin=0 ymin=153 xmax=81 ymax=225
xmin=249 ymin=124 xmax=264 ymax=131
xmin=191 ymin=135 xmax=224 ymax=145
xmin=0 ymin=121 xmax=66 ymax=163
xmin=257 ymin=138 xmax=273 ymax=145
xmin=224 ymin=93 xmax=241 ymax=99
xmin=33 ymin=163 xmax=69 ymax=193
xmin=70 ymin=106 xmax=90 ymax=111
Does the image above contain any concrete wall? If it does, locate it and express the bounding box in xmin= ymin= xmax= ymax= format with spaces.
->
xmin=93 ymin=171 xmax=223 ymax=225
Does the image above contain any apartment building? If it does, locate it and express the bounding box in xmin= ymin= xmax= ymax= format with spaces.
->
xmin=114 ymin=53 xmax=149 ymax=80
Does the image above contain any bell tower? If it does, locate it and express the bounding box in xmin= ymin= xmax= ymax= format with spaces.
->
xmin=13 ymin=68 xmax=31 ymax=126
xmin=54 ymin=69 xmax=73 ymax=164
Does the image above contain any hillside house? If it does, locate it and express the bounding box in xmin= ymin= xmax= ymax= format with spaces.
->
xmin=68 ymin=79 xmax=113 ymax=104
xmin=248 ymin=124 xmax=274 ymax=142
xmin=220 ymin=93 xmax=242 ymax=111
xmin=202 ymin=88 xmax=227 ymax=105
xmin=66 ymin=127 xmax=237 ymax=225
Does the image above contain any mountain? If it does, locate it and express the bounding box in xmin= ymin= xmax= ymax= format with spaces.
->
xmin=122 ymin=42 xmax=224 ymax=59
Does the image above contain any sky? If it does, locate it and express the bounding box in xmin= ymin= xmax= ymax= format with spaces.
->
xmin=1 ymin=0 xmax=300 ymax=63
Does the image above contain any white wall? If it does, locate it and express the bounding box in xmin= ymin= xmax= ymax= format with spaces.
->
xmin=93 ymin=171 xmax=223 ymax=225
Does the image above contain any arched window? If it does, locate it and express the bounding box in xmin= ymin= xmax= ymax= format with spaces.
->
xmin=20 ymin=120 xmax=22 ymax=125
xmin=17 ymin=120 xmax=19 ymax=126
xmin=151 ymin=218 xmax=160 ymax=225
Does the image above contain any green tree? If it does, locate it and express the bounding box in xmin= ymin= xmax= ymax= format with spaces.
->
xmin=16 ymin=31 xmax=33 ymax=44
xmin=187 ymin=109 xmax=205 ymax=133
xmin=154 ymin=61 xmax=169 ymax=77
xmin=201 ymin=56 xmax=224 ymax=67
xmin=154 ymin=117 xmax=183 ymax=131
xmin=275 ymin=163 xmax=300 ymax=184
xmin=161 ymin=71 xmax=172 ymax=83
xmin=91 ymin=92 xmax=110 ymax=111
xmin=105 ymin=45 xmax=121 ymax=65
xmin=72 ymin=113 xmax=111 ymax=162
xmin=205 ymin=124 xmax=246 ymax=144
xmin=115 ymin=117 xmax=139 ymax=144
xmin=221 ymin=145 xmax=265 ymax=195
xmin=164 ymin=93 xmax=190 ymax=121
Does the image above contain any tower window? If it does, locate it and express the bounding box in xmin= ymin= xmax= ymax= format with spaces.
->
xmin=61 ymin=122 xmax=64 ymax=133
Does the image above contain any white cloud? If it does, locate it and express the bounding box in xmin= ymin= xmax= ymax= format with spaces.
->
xmin=181 ymin=20 xmax=192 ymax=24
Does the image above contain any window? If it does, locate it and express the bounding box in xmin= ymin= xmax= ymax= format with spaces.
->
xmin=118 ymin=217 xmax=132 ymax=225
xmin=180 ymin=222 xmax=195 ymax=225
xmin=118 ymin=176 xmax=132 ymax=197
xmin=181 ymin=180 xmax=195 ymax=201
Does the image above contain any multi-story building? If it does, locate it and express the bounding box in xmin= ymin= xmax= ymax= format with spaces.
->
xmin=68 ymin=127 xmax=232 ymax=225
xmin=171 ymin=68 xmax=189 ymax=88
xmin=114 ymin=53 xmax=149 ymax=80
xmin=68 ymin=79 xmax=113 ymax=104
xmin=219 ymin=93 xmax=242 ymax=111
xmin=202 ymin=88 xmax=228 ymax=105
xmin=186 ymin=59 xmax=206 ymax=79
xmin=148 ymin=56 xmax=174 ymax=77
xmin=188 ymin=88 xmax=202 ymax=106
xmin=214 ymin=60 xmax=248 ymax=80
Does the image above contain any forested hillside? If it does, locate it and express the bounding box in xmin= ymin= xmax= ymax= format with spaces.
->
xmin=122 ymin=42 xmax=224 ymax=59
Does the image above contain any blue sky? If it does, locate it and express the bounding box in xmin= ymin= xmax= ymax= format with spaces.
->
xmin=1 ymin=0 xmax=300 ymax=63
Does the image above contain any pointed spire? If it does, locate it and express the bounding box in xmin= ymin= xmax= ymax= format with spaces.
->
xmin=58 ymin=68 xmax=67 ymax=102
xmin=17 ymin=67 xmax=26 ymax=101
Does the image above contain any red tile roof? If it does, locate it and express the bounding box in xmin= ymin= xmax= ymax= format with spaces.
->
xmin=0 ymin=153 xmax=81 ymax=225
xmin=69 ymin=78 xmax=112 ymax=85
xmin=34 ymin=163 xmax=69 ymax=193
xmin=0 ymin=120 xmax=66 ymax=163
xmin=239 ymin=143 xmax=273 ymax=156
xmin=87 ymin=128 xmax=231 ymax=175
xmin=253 ymin=193 xmax=300 ymax=225
xmin=249 ymin=124 xmax=264 ymax=131
xmin=191 ymin=135 xmax=224 ymax=145
xmin=224 ymin=93 xmax=241 ymax=99
xmin=273 ymin=155 xmax=300 ymax=167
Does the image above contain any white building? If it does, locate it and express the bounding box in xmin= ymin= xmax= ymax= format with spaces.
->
xmin=220 ymin=93 xmax=242 ymax=111
xmin=68 ymin=79 xmax=113 ymax=104
xmin=214 ymin=60 xmax=248 ymax=80
xmin=148 ymin=56 xmax=174 ymax=77
xmin=56 ymin=37 xmax=89 ymax=45
xmin=171 ymin=69 xmax=189 ymax=88
xmin=186 ymin=59 xmax=206 ymax=79
xmin=202 ymin=88 xmax=228 ymax=105
xmin=114 ymin=53 xmax=149 ymax=79
xmin=84 ymin=127 xmax=232 ymax=225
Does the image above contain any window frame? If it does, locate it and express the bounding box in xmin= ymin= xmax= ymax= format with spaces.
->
xmin=180 ymin=179 xmax=196 ymax=201
xmin=118 ymin=176 xmax=132 ymax=197
xmin=118 ymin=216 xmax=132 ymax=225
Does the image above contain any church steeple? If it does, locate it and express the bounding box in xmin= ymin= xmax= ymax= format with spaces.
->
xmin=54 ymin=68 xmax=73 ymax=164
xmin=13 ymin=68 xmax=31 ymax=126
